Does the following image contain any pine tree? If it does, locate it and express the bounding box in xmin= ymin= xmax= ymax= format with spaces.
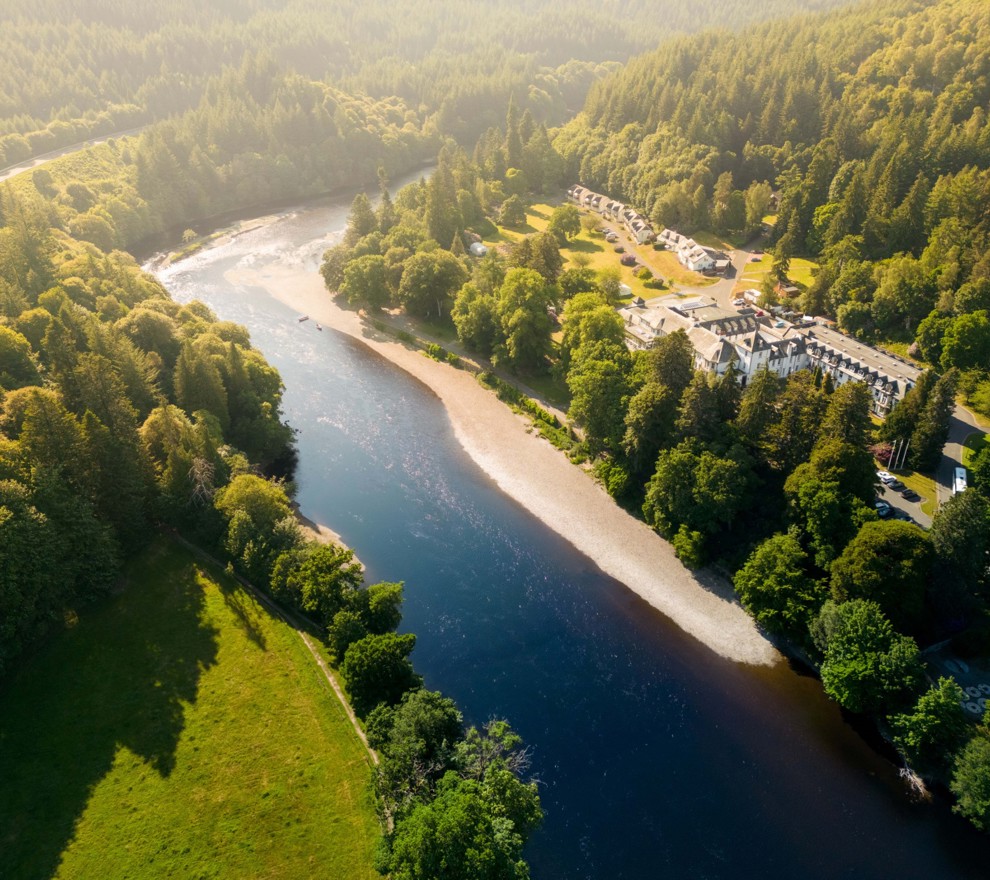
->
xmin=910 ymin=370 xmax=957 ymax=472
xmin=675 ymin=373 xmax=722 ymax=445
xmin=345 ymin=192 xmax=378 ymax=247
xmin=377 ymin=167 xmax=397 ymax=235
xmin=505 ymin=95 xmax=523 ymax=170
xmin=425 ymin=150 xmax=460 ymax=250
xmin=735 ymin=367 xmax=780 ymax=458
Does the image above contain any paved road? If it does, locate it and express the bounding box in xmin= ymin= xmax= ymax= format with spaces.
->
xmin=876 ymin=401 xmax=985 ymax=529
xmin=935 ymin=403 xmax=985 ymax=510
xmin=877 ymin=481 xmax=931 ymax=529
xmin=0 ymin=125 xmax=147 ymax=184
xmin=604 ymin=223 xmax=761 ymax=310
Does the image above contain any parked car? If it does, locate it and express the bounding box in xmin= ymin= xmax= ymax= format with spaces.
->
xmin=750 ymin=256 xmax=762 ymax=262
xmin=875 ymin=500 xmax=893 ymax=518
xmin=901 ymin=489 xmax=921 ymax=502
xmin=732 ymin=298 xmax=746 ymax=307
xmin=877 ymin=470 xmax=894 ymax=483
xmin=888 ymin=479 xmax=906 ymax=492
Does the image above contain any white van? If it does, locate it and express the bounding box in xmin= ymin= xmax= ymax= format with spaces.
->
xmin=953 ymin=467 xmax=968 ymax=495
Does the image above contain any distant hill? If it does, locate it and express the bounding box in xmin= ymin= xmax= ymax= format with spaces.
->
xmin=0 ymin=0 xmax=854 ymax=163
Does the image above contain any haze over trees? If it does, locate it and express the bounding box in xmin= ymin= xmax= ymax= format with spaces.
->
xmin=0 ymin=0 xmax=851 ymax=168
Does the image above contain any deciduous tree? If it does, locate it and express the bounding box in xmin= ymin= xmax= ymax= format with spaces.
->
xmin=734 ymin=532 xmax=824 ymax=639
xmin=813 ymin=599 xmax=923 ymax=714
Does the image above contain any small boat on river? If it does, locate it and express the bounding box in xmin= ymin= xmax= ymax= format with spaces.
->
xmin=316 ymin=323 xmax=322 ymax=331
xmin=298 ymin=315 xmax=309 ymax=322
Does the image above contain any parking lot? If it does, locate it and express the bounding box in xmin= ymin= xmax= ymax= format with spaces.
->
xmin=876 ymin=471 xmax=931 ymax=528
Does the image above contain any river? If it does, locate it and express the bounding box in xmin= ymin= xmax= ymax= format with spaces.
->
xmin=153 ymin=191 xmax=986 ymax=879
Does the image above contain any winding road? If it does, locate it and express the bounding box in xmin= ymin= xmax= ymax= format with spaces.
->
xmin=0 ymin=125 xmax=146 ymax=184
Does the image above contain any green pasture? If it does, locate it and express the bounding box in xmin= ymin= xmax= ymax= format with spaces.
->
xmin=0 ymin=538 xmax=379 ymax=880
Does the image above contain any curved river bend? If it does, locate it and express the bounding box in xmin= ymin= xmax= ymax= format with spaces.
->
xmin=155 ymin=194 xmax=985 ymax=879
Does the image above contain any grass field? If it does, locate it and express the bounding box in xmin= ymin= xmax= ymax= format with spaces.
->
xmin=0 ymin=538 xmax=379 ymax=880
xmin=733 ymin=255 xmax=819 ymax=297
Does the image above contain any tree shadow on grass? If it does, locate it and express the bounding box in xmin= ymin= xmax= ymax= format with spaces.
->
xmin=218 ymin=577 xmax=268 ymax=651
xmin=0 ymin=540 xmax=219 ymax=880
xmin=567 ymin=237 xmax=604 ymax=254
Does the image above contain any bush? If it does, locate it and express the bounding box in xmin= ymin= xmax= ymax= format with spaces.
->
xmin=595 ymin=457 xmax=632 ymax=501
xmin=673 ymin=525 xmax=706 ymax=568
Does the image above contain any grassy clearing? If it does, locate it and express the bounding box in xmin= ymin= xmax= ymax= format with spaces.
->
xmin=879 ymin=339 xmax=912 ymax=358
xmin=690 ymin=230 xmax=733 ymax=250
xmin=787 ymin=258 xmax=819 ymax=289
xmin=519 ymin=370 xmax=570 ymax=408
xmin=636 ymin=246 xmax=715 ymax=289
xmin=0 ymin=538 xmax=379 ymax=880
xmin=733 ymin=256 xmax=819 ymax=297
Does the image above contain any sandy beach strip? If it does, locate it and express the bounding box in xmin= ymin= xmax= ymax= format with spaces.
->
xmin=226 ymin=263 xmax=780 ymax=667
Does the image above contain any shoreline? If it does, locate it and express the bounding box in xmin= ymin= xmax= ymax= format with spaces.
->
xmin=225 ymin=260 xmax=779 ymax=667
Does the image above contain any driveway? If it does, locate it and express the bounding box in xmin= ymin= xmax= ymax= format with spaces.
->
xmin=877 ymin=482 xmax=931 ymax=529
xmin=935 ymin=403 xmax=985 ymax=510
xmin=661 ymin=234 xmax=763 ymax=308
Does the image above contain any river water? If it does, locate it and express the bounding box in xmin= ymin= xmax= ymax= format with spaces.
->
xmin=154 ymin=193 xmax=986 ymax=879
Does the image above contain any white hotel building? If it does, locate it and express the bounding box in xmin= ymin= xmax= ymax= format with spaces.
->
xmin=620 ymin=296 xmax=922 ymax=417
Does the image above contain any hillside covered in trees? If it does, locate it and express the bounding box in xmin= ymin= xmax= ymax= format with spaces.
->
xmin=554 ymin=0 xmax=990 ymax=391
xmin=0 ymin=0 xmax=851 ymax=166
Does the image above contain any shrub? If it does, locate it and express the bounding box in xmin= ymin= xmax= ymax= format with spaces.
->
xmin=673 ymin=525 xmax=706 ymax=568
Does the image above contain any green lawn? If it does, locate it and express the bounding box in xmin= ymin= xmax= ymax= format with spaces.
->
xmin=486 ymin=202 xmax=746 ymax=295
xmin=963 ymin=431 xmax=988 ymax=467
xmin=733 ymin=256 xmax=819 ymax=297
xmin=0 ymin=538 xmax=379 ymax=880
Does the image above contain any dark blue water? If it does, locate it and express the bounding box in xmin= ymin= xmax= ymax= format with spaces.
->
xmin=156 ymin=201 xmax=986 ymax=879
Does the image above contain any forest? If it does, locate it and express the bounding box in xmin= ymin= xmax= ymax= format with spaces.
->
xmin=553 ymin=0 xmax=990 ymax=407
xmin=4 ymin=0 xmax=990 ymax=871
xmin=0 ymin=0 xmax=849 ymax=166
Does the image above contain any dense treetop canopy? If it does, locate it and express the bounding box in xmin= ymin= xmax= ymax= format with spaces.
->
xmin=0 ymin=0 xmax=851 ymax=165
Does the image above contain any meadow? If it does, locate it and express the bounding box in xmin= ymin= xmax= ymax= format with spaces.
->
xmin=0 ymin=538 xmax=379 ymax=880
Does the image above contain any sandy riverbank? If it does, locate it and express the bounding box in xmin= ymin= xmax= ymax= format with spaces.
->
xmin=225 ymin=262 xmax=779 ymax=667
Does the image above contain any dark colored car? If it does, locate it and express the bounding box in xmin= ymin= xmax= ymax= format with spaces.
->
xmin=901 ymin=489 xmax=921 ymax=502
xmin=887 ymin=480 xmax=906 ymax=492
